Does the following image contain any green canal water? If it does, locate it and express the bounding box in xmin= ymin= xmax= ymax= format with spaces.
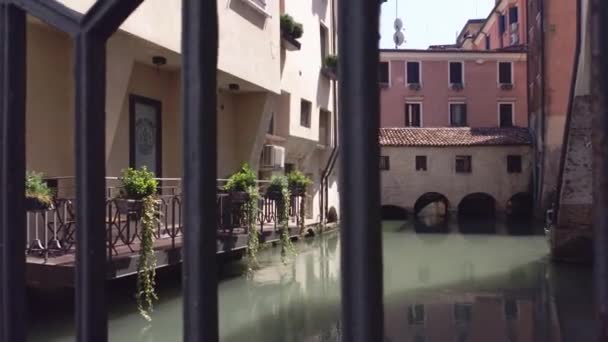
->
xmin=28 ymin=220 xmax=595 ymax=341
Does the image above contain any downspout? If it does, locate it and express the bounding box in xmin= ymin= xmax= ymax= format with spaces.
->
xmin=320 ymin=0 xmax=339 ymax=223
xmin=538 ymin=0 xmax=546 ymax=212
xmin=552 ymin=0 xmax=581 ymax=223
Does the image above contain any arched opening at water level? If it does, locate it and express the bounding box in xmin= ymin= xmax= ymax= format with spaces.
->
xmin=458 ymin=193 xmax=496 ymax=218
xmin=506 ymin=193 xmax=533 ymax=219
xmin=413 ymin=193 xmax=449 ymax=233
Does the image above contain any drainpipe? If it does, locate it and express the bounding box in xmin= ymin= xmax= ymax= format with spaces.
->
xmin=538 ymin=0 xmax=546 ymax=213
xmin=320 ymin=0 xmax=339 ymax=223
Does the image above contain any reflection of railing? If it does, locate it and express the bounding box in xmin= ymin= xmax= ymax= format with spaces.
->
xmin=26 ymin=177 xmax=304 ymax=260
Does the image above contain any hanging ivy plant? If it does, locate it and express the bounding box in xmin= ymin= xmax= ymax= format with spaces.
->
xmin=287 ymin=171 xmax=312 ymax=235
xmin=245 ymin=185 xmax=260 ymax=274
xmin=118 ymin=167 xmax=159 ymax=321
xmin=268 ymin=175 xmax=296 ymax=263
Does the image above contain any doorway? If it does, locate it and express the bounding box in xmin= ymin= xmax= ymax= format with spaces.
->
xmin=129 ymin=95 xmax=162 ymax=177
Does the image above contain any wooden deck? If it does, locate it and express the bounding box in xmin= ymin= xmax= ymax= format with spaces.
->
xmin=26 ymin=220 xmax=328 ymax=287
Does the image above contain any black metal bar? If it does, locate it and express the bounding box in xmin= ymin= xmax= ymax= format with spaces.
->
xmin=593 ymin=0 xmax=608 ymax=338
xmin=11 ymin=0 xmax=80 ymax=35
xmin=181 ymin=0 xmax=219 ymax=341
xmin=74 ymin=33 xmax=108 ymax=342
xmin=337 ymin=0 xmax=384 ymax=341
xmin=0 ymin=3 xmax=27 ymax=341
xmin=81 ymin=0 xmax=144 ymax=42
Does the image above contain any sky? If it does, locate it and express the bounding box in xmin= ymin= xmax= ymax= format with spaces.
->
xmin=380 ymin=0 xmax=495 ymax=49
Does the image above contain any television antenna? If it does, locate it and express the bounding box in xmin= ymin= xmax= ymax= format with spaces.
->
xmin=393 ymin=0 xmax=405 ymax=48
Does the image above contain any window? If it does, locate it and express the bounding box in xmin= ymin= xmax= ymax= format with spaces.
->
xmin=455 ymin=156 xmax=472 ymax=173
xmin=509 ymin=6 xmax=519 ymax=24
xmin=380 ymin=156 xmax=390 ymax=170
xmin=499 ymin=14 xmax=506 ymax=34
xmin=285 ymin=163 xmax=295 ymax=174
xmin=300 ymin=99 xmax=311 ymax=127
xmin=504 ymin=299 xmax=519 ymax=320
xmin=319 ymin=110 xmax=331 ymax=146
xmin=499 ymin=62 xmax=513 ymax=84
xmin=320 ymin=24 xmax=329 ymax=61
xmin=267 ymin=113 xmax=274 ymax=134
xmin=379 ymin=61 xmax=390 ymax=85
xmin=485 ymin=35 xmax=491 ymax=50
xmin=499 ymin=103 xmax=514 ymax=127
xmin=507 ymin=155 xmax=522 ymax=173
xmin=408 ymin=304 xmax=425 ymax=325
xmin=405 ymin=103 xmax=422 ymax=127
xmin=450 ymin=103 xmax=467 ymax=127
xmin=449 ymin=62 xmax=463 ymax=85
xmin=406 ymin=62 xmax=421 ymax=84
xmin=454 ymin=303 xmax=473 ymax=323
xmin=415 ymin=156 xmax=427 ymax=171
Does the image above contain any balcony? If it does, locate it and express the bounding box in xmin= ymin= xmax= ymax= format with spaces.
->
xmin=25 ymin=177 xmax=317 ymax=285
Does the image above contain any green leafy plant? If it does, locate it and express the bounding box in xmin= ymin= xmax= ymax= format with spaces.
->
xmin=324 ymin=54 xmax=338 ymax=69
xmin=118 ymin=166 xmax=159 ymax=321
xmin=119 ymin=167 xmax=158 ymax=200
xmin=280 ymin=13 xmax=304 ymax=39
xmin=287 ymin=171 xmax=312 ymax=194
xmin=246 ymin=186 xmax=261 ymax=274
xmin=25 ymin=171 xmax=53 ymax=206
xmin=224 ymin=163 xmax=257 ymax=193
xmin=292 ymin=22 xmax=304 ymax=39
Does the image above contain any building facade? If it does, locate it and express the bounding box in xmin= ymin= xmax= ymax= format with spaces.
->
xmin=24 ymin=0 xmax=339 ymax=221
xmin=380 ymin=50 xmax=528 ymax=128
xmin=379 ymin=128 xmax=532 ymax=216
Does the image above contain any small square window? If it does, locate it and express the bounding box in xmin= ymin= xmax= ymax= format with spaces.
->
xmin=454 ymin=303 xmax=473 ymax=323
xmin=504 ymin=299 xmax=519 ymax=320
xmin=509 ymin=6 xmax=519 ymax=24
xmin=415 ymin=156 xmax=427 ymax=171
xmin=499 ymin=62 xmax=513 ymax=84
xmin=450 ymin=103 xmax=467 ymax=127
xmin=485 ymin=35 xmax=491 ymax=50
xmin=379 ymin=61 xmax=390 ymax=85
xmin=407 ymin=62 xmax=421 ymax=84
xmin=408 ymin=304 xmax=425 ymax=325
xmin=507 ymin=155 xmax=522 ymax=173
xmin=380 ymin=156 xmax=390 ymax=170
xmin=455 ymin=156 xmax=472 ymax=173
xmin=499 ymin=14 xmax=507 ymax=33
xmin=405 ymin=103 xmax=422 ymax=127
xmin=300 ymin=99 xmax=311 ymax=128
xmin=449 ymin=62 xmax=463 ymax=85
xmin=500 ymin=103 xmax=514 ymax=127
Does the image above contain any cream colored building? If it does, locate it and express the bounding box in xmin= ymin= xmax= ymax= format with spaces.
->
xmin=25 ymin=0 xmax=339 ymax=221
xmin=379 ymin=128 xmax=532 ymax=216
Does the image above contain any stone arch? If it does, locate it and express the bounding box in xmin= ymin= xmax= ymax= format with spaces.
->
xmin=506 ymin=192 xmax=533 ymax=219
xmin=413 ymin=192 xmax=449 ymax=217
xmin=381 ymin=205 xmax=408 ymax=221
xmin=458 ymin=193 xmax=496 ymax=218
xmin=327 ymin=206 xmax=338 ymax=223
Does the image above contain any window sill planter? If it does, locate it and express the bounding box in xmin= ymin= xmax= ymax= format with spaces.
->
xmin=290 ymin=186 xmax=306 ymax=197
xmin=266 ymin=189 xmax=284 ymax=202
xmin=408 ymin=83 xmax=422 ymax=91
xmin=450 ymin=83 xmax=464 ymax=91
xmin=321 ymin=66 xmax=338 ymax=80
xmin=116 ymin=198 xmax=145 ymax=217
xmin=229 ymin=191 xmax=250 ymax=204
xmin=281 ymin=31 xmax=301 ymax=51
xmin=500 ymin=83 xmax=513 ymax=90
xmin=25 ymin=197 xmax=53 ymax=212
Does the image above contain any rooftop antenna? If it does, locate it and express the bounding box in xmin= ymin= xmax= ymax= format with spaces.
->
xmin=393 ymin=0 xmax=405 ymax=49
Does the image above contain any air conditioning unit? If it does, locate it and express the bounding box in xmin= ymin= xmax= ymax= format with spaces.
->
xmin=510 ymin=33 xmax=519 ymax=45
xmin=510 ymin=22 xmax=519 ymax=33
xmin=261 ymin=145 xmax=285 ymax=169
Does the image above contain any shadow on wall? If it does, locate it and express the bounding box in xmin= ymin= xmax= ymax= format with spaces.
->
xmin=228 ymin=0 xmax=267 ymax=29
xmin=381 ymin=205 xmax=408 ymax=221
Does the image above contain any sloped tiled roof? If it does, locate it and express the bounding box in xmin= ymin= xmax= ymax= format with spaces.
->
xmin=379 ymin=127 xmax=532 ymax=147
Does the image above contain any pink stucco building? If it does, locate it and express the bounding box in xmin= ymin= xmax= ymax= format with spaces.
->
xmin=379 ymin=49 xmax=528 ymax=129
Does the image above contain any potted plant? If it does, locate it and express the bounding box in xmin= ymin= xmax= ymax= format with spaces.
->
xmin=280 ymin=14 xmax=304 ymax=50
xmin=322 ymin=55 xmax=338 ymax=80
xmin=266 ymin=175 xmax=287 ymax=202
xmin=224 ymin=163 xmax=257 ymax=204
xmin=287 ymin=171 xmax=312 ymax=197
xmin=25 ymin=171 xmax=54 ymax=211
xmin=116 ymin=166 xmax=158 ymax=216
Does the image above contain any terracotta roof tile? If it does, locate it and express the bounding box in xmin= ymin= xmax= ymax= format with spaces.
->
xmin=379 ymin=127 xmax=532 ymax=147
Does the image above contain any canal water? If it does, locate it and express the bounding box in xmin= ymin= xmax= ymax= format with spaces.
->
xmin=28 ymin=220 xmax=596 ymax=341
